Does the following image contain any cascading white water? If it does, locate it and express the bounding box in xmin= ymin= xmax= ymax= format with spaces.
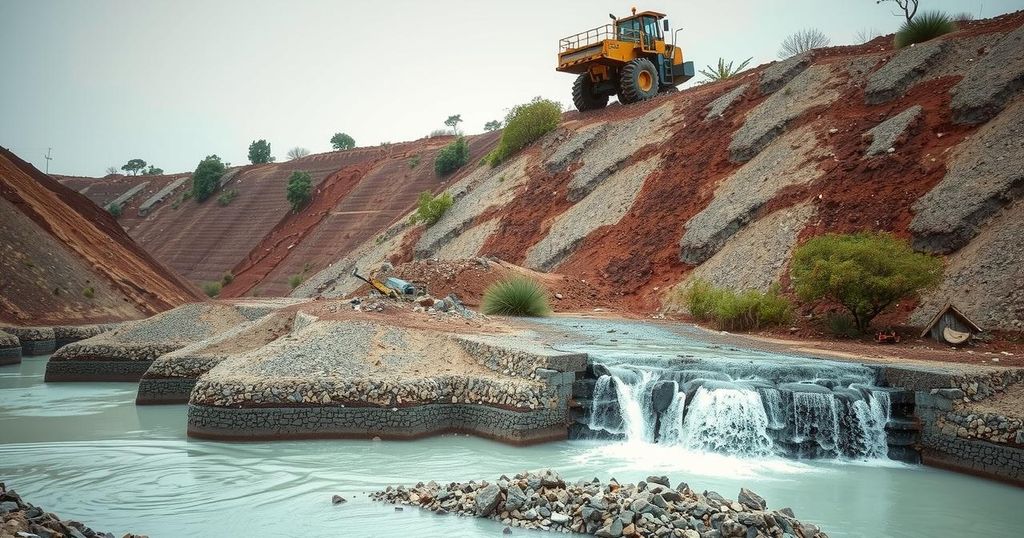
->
xmin=588 ymin=375 xmax=623 ymax=434
xmin=678 ymin=387 xmax=775 ymax=456
xmin=759 ymin=387 xmax=786 ymax=430
xmin=611 ymin=370 xmax=658 ymax=442
xmin=851 ymin=390 xmax=892 ymax=459
xmin=792 ymin=392 xmax=841 ymax=454
xmin=657 ymin=392 xmax=686 ymax=445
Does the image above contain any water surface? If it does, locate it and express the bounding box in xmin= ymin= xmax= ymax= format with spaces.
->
xmin=1 ymin=356 xmax=1020 ymax=537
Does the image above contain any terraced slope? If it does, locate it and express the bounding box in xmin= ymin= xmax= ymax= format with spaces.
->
xmin=60 ymin=134 xmax=499 ymax=296
xmin=299 ymin=12 xmax=1024 ymax=331
xmin=0 ymin=147 xmax=201 ymax=325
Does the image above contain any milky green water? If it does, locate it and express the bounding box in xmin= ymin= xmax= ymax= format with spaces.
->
xmin=1 ymin=356 xmax=1020 ymax=537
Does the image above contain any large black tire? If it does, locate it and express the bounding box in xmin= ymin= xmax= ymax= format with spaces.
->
xmin=618 ymin=58 xmax=659 ymax=104
xmin=573 ymin=73 xmax=609 ymax=112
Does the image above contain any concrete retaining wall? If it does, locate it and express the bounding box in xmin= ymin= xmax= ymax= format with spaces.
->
xmin=187 ymin=402 xmax=569 ymax=445
xmin=1 ymin=327 xmax=55 ymax=356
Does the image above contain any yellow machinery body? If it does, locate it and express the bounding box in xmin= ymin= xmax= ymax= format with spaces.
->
xmin=556 ymin=9 xmax=695 ymax=111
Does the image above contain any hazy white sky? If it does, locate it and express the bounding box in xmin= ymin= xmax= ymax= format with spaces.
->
xmin=0 ymin=0 xmax=1015 ymax=176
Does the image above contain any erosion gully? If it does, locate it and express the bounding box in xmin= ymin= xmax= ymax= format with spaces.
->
xmin=1 ymin=318 xmax=1020 ymax=537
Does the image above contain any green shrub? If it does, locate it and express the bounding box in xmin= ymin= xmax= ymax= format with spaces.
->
xmin=202 ymin=281 xmax=222 ymax=297
xmin=106 ymin=203 xmax=123 ymax=218
xmin=221 ymin=272 xmax=234 ymax=285
xmin=286 ymin=171 xmax=313 ymax=212
xmin=409 ymin=155 xmax=421 ymax=169
xmin=895 ymin=11 xmax=957 ymax=48
xmin=487 ymin=97 xmax=562 ymax=166
xmin=683 ymin=280 xmax=792 ymax=332
xmin=409 ymin=191 xmax=453 ymax=226
xmin=826 ymin=312 xmax=861 ymax=338
xmin=192 ymin=155 xmax=226 ymax=202
xmin=482 ymin=276 xmax=550 ymax=317
xmin=288 ymin=274 xmax=304 ymax=289
xmin=217 ymin=189 xmax=238 ymax=206
xmin=82 ymin=286 xmax=95 ymax=299
xmin=248 ymin=139 xmax=274 ymax=164
xmin=434 ymin=136 xmax=470 ymax=176
xmin=790 ymin=232 xmax=942 ymax=332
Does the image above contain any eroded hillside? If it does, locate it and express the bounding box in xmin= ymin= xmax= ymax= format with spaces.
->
xmin=62 ymin=133 xmax=499 ymax=296
xmin=297 ymin=12 xmax=1024 ymax=331
xmin=0 ymin=147 xmax=202 ymax=325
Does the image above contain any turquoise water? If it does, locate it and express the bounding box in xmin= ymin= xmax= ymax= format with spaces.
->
xmin=1 ymin=356 xmax=1020 ymax=537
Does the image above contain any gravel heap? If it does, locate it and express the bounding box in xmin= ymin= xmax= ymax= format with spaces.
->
xmin=864 ymin=40 xmax=947 ymax=105
xmin=863 ymin=105 xmax=922 ymax=156
xmin=951 ymin=24 xmax=1024 ymax=123
xmin=371 ymin=470 xmax=829 ymax=538
xmin=0 ymin=482 xmax=145 ymax=538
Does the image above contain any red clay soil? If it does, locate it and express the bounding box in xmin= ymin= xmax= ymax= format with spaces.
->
xmin=0 ymin=146 xmax=202 ymax=325
xmin=221 ymin=133 xmax=501 ymax=297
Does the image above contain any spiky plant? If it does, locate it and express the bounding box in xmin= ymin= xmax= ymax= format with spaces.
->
xmin=894 ymin=11 xmax=957 ymax=48
xmin=698 ymin=57 xmax=753 ymax=81
xmin=481 ymin=276 xmax=550 ymax=317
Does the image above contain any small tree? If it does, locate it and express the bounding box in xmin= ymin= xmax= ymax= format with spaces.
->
xmin=142 ymin=165 xmax=164 ymax=175
xmin=121 ymin=159 xmax=147 ymax=175
xmin=444 ymin=114 xmax=463 ymax=134
xmin=877 ymin=0 xmax=919 ymax=22
xmin=330 ymin=132 xmax=355 ymax=150
xmin=483 ymin=120 xmax=503 ymax=132
xmin=106 ymin=202 xmax=123 ymax=218
xmin=287 ymin=147 xmax=311 ymax=160
xmin=248 ymin=139 xmax=274 ymax=164
xmin=790 ymin=232 xmax=942 ymax=332
xmin=105 ymin=166 xmax=118 ymax=175
xmin=778 ymin=28 xmax=831 ymax=58
xmin=699 ymin=58 xmax=752 ymax=81
xmin=434 ymin=137 xmax=470 ymax=177
xmin=192 ymin=155 xmax=226 ymax=202
xmin=286 ymin=171 xmax=312 ymax=212
xmin=409 ymin=191 xmax=453 ymax=226
xmin=856 ymin=28 xmax=882 ymax=43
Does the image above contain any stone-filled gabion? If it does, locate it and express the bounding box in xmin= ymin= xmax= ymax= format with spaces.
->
xmin=371 ymin=470 xmax=830 ymax=537
xmin=0 ymin=326 xmax=55 ymax=356
xmin=0 ymin=330 xmax=21 ymax=365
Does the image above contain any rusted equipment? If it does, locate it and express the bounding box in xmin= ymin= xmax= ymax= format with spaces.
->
xmin=875 ymin=329 xmax=901 ymax=344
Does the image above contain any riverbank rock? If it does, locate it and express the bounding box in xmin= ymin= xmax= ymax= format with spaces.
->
xmin=0 ymin=481 xmax=125 ymax=538
xmin=370 ymin=470 xmax=829 ymax=537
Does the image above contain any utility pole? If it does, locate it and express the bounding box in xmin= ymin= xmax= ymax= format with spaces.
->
xmin=44 ymin=147 xmax=53 ymax=174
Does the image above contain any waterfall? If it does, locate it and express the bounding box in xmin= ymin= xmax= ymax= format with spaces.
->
xmin=792 ymin=392 xmax=841 ymax=455
xmin=657 ymin=392 xmax=686 ymax=445
xmin=679 ymin=387 xmax=774 ymax=456
xmin=586 ymin=363 xmax=894 ymax=461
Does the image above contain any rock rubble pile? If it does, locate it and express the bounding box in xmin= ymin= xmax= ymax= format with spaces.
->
xmin=371 ymin=470 xmax=829 ymax=537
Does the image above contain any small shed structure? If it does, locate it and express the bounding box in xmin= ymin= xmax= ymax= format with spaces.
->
xmin=920 ymin=303 xmax=982 ymax=345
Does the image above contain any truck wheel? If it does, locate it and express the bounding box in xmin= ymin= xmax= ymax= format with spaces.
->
xmin=573 ymin=73 xmax=609 ymax=112
xmin=619 ymin=58 xmax=659 ymax=104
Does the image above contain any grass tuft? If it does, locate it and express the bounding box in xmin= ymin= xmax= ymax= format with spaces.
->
xmin=481 ymin=276 xmax=550 ymax=317
xmin=895 ymin=11 xmax=957 ymax=48
xmin=682 ymin=279 xmax=792 ymax=332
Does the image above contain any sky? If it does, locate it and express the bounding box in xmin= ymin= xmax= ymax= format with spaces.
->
xmin=0 ymin=0 xmax=1016 ymax=176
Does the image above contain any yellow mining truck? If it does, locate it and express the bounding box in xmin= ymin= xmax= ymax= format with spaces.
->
xmin=557 ymin=8 xmax=695 ymax=111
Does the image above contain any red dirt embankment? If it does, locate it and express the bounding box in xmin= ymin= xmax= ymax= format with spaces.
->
xmin=0 ymin=146 xmax=202 ymax=325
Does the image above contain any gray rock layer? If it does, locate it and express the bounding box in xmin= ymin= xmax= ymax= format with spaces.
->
xmin=865 ymin=40 xmax=948 ymax=104
xmin=910 ymin=98 xmax=1024 ymax=253
xmin=864 ymin=105 xmax=922 ymax=156
xmin=951 ymin=24 xmax=1024 ymax=123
